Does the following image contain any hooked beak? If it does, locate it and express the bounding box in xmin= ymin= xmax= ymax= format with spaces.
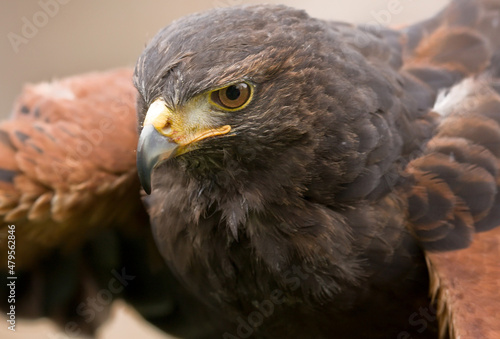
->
xmin=136 ymin=98 xmax=231 ymax=194
xmin=137 ymin=124 xmax=177 ymax=194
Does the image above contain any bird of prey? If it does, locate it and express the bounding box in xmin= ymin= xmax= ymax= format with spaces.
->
xmin=2 ymin=0 xmax=500 ymax=338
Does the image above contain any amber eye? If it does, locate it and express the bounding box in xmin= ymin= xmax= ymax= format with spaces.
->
xmin=210 ymin=82 xmax=252 ymax=110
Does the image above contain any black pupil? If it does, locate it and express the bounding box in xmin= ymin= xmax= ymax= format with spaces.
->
xmin=225 ymin=85 xmax=241 ymax=101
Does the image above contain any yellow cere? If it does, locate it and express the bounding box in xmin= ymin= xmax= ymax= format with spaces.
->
xmin=143 ymin=98 xmax=172 ymax=131
xmin=144 ymin=94 xmax=232 ymax=147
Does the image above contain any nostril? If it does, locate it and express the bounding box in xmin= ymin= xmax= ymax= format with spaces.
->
xmin=161 ymin=121 xmax=173 ymax=136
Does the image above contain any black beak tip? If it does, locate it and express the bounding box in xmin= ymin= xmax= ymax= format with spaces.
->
xmin=136 ymin=124 xmax=178 ymax=195
xmin=137 ymin=165 xmax=152 ymax=195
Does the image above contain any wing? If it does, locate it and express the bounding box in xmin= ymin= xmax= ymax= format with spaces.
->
xmin=0 ymin=69 xmax=139 ymax=268
xmin=397 ymin=1 xmax=500 ymax=337
xmin=0 ymin=69 xmax=228 ymax=338
xmin=427 ymin=228 xmax=500 ymax=339
xmin=409 ymin=77 xmax=500 ymax=339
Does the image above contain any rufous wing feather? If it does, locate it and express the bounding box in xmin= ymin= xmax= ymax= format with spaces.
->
xmin=405 ymin=77 xmax=500 ymax=338
xmin=400 ymin=1 xmax=500 ymax=337
xmin=0 ymin=68 xmax=140 ymax=268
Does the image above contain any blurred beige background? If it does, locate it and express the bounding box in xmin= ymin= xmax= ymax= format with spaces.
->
xmin=0 ymin=0 xmax=448 ymax=119
xmin=0 ymin=0 xmax=447 ymax=338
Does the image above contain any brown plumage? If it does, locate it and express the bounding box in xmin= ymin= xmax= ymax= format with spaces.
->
xmin=1 ymin=1 xmax=500 ymax=338
xmin=0 ymin=69 xmax=138 ymax=268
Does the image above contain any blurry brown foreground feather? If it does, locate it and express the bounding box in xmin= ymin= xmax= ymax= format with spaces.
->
xmin=0 ymin=69 xmax=138 ymax=267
